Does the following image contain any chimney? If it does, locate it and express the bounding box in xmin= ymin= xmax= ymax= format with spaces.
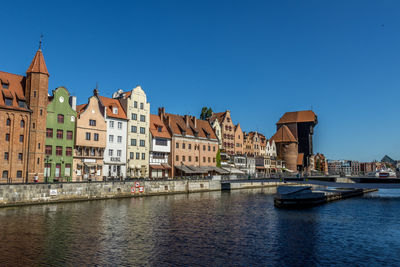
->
xmin=193 ymin=116 xmax=197 ymax=128
xmin=167 ymin=116 xmax=171 ymax=127
xmin=158 ymin=107 xmax=165 ymax=120
xmin=184 ymin=115 xmax=190 ymax=127
xmin=69 ymin=96 xmax=77 ymax=111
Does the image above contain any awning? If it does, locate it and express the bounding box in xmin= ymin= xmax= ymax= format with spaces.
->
xmin=175 ymin=165 xmax=197 ymax=174
xmin=256 ymin=166 xmax=266 ymax=170
xmin=84 ymin=163 xmax=97 ymax=167
xmin=222 ymin=167 xmax=245 ymax=174
xmin=161 ymin=163 xmax=171 ymax=169
xmin=187 ymin=166 xmax=208 ymax=174
xmin=150 ymin=164 xmax=164 ymax=170
xmin=209 ymin=167 xmax=229 ymax=174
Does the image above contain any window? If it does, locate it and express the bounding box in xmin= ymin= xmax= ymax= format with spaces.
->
xmin=134 ymin=101 xmax=138 ymax=108
xmin=2 ymin=171 xmax=8 ymax=178
xmin=188 ymin=144 xmax=191 ymax=150
xmin=208 ymin=157 xmax=211 ymax=163
xmin=56 ymin=146 xmax=62 ymax=156
xmin=109 ymin=121 xmax=114 ymax=128
xmin=57 ymin=129 xmax=63 ymax=139
xmin=18 ymin=153 xmax=23 ymax=160
xmin=140 ymin=140 xmax=145 ymax=147
xmin=117 ymin=136 xmax=122 ymax=143
xmin=117 ymin=150 xmax=121 ymax=157
xmin=176 ymin=143 xmax=179 ymax=149
xmin=67 ymin=131 xmax=73 ymax=140
xmin=66 ymin=147 xmax=72 ymax=156
xmin=132 ymin=113 xmax=137 ymax=120
xmin=45 ymin=145 xmax=52 ymax=155
xmin=6 ymin=118 xmax=11 ymax=126
xmin=155 ymin=139 xmax=167 ymax=146
xmin=130 ymin=152 xmax=134 ymax=159
xmin=113 ymin=107 xmax=118 ymax=114
xmin=65 ymin=164 xmax=71 ymax=177
xmin=89 ymin=120 xmax=96 ymax=126
xmin=2 ymin=82 xmax=9 ymax=89
xmin=141 ymin=153 xmax=145 ymax=160
xmin=4 ymin=152 xmax=9 ymax=160
xmin=203 ymin=157 xmax=206 ymax=162
xmin=33 ymin=91 xmax=36 ymax=97
xmin=182 ymin=143 xmax=185 ymax=149
xmin=109 ymin=135 xmax=114 ymax=142
xmin=86 ymin=132 xmax=91 ymax=140
xmin=131 ymin=126 xmax=137 ymax=133
xmin=117 ymin=122 xmax=122 ymax=129
xmin=57 ymin=114 xmax=64 ymax=123
xmin=213 ymin=146 xmax=216 ymax=152
xmin=109 ymin=149 xmax=113 ymax=156
xmin=33 ymin=123 xmax=35 ymax=129
xmin=136 ymin=153 xmax=140 ymax=159
xmin=176 ymin=155 xmax=179 ymax=161
xmin=38 ymin=143 xmax=40 ymax=149
xmin=5 ymin=98 xmax=12 ymax=106
xmin=17 ymin=171 xmax=22 ymax=178
xmin=18 ymin=100 xmax=26 ymax=108
xmin=46 ymin=128 xmax=53 ymax=138
xmin=40 ymin=109 xmax=43 ymax=116
xmin=91 ymin=148 xmax=95 ymax=156
xmin=140 ymin=102 xmax=144 ymax=109
xmin=196 ymin=156 xmax=198 ymax=162
xmin=158 ymin=126 xmax=162 ymax=132
xmin=5 ymin=133 xmax=9 ymax=141
xmin=189 ymin=156 xmax=192 ymax=162
xmin=140 ymin=127 xmax=145 ymax=134
xmin=182 ymin=155 xmax=185 ymax=162
xmin=140 ymin=115 xmax=145 ymax=122
xmin=94 ymin=133 xmax=99 ymax=141
xmin=208 ymin=145 xmax=210 ymax=151
xmin=131 ymin=139 xmax=136 ymax=146
xmin=203 ymin=145 xmax=206 ymax=151
xmin=20 ymin=120 xmax=25 ymax=128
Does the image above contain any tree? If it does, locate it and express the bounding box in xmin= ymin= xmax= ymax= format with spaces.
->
xmin=216 ymin=149 xmax=221 ymax=167
xmin=200 ymin=107 xmax=213 ymax=120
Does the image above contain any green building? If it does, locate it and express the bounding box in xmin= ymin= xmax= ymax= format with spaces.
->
xmin=45 ymin=87 xmax=77 ymax=182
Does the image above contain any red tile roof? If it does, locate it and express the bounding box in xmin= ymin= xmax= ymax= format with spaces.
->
xmin=98 ymin=96 xmax=127 ymax=120
xmin=277 ymin=110 xmax=317 ymax=124
xmin=26 ymin=49 xmax=49 ymax=76
xmin=76 ymin=104 xmax=87 ymax=115
xmin=270 ymin=125 xmax=297 ymax=143
xmin=150 ymin=114 xmax=171 ymax=139
xmin=0 ymin=71 xmax=30 ymax=111
xmin=210 ymin=111 xmax=226 ymax=123
xmin=166 ymin=113 xmax=217 ymax=140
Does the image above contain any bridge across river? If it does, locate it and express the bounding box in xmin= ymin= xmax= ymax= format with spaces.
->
xmin=222 ymin=177 xmax=400 ymax=189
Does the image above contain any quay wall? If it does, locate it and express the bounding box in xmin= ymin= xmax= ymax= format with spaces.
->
xmin=0 ymin=180 xmax=288 ymax=207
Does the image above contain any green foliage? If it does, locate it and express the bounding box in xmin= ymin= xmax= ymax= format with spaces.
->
xmin=216 ymin=149 xmax=221 ymax=167
xmin=200 ymin=107 xmax=213 ymax=120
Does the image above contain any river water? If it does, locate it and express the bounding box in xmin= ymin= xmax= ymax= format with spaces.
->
xmin=0 ymin=188 xmax=399 ymax=266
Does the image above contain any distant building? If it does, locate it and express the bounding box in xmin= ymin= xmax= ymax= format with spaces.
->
xmin=209 ymin=110 xmax=235 ymax=155
xmin=234 ymin=123 xmax=244 ymax=155
xmin=74 ymin=90 xmax=107 ymax=181
xmin=314 ymin=153 xmax=329 ymax=175
xmin=45 ymin=87 xmax=77 ymax=182
xmin=270 ymin=125 xmax=298 ymax=172
xmin=381 ymin=155 xmax=396 ymax=166
xmin=243 ymin=131 xmax=267 ymax=157
xmin=149 ymin=114 xmax=172 ymax=179
xmin=327 ymin=160 xmax=360 ymax=176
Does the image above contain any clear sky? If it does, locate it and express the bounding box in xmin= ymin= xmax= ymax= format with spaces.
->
xmin=1 ymin=0 xmax=400 ymax=162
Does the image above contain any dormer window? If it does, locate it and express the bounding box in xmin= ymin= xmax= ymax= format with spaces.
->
xmin=18 ymin=100 xmax=26 ymax=108
xmin=2 ymin=82 xmax=9 ymax=89
xmin=158 ymin=126 xmax=162 ymax=132
xmin=113 ymin=107 xmax=118 ymax=114
xmin=4 ymin=98 xmax=12 ymax=106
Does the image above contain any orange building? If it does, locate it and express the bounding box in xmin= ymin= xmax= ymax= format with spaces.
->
xmin=159 ymin=108 xmax=219 ymax=177
xmin=270 ymin=125 xmax=298 ymax=172
xmin=0 ymin=47 xmax=49 ymax=183
xmin=234 ymin=123 xmax=244 ymax=155
xmin=209 ymin=110 xmax=235 ymax=155
xmin=243 ymin=131 xmax=267 ymax=157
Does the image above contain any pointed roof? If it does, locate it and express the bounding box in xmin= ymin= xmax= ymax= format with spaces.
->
xmin=150 ymin=114 xmax=171 ymax=139
xmin=270 ymin=125 xmax=297 ymax=143
xmin=26 ymin=49 xmax=49 ymax=76
xmin=98 ymin=95 xmax=127 ymax=120
xmin=277 ymin=110 xmax=317 ymax=124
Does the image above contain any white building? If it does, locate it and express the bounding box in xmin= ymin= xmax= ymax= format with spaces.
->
xmin=149 ymin=114 xmax=172 ymax=179
xmin=113 ymin=86 xmax=150 ymax=178
xmin=99 ymin=96 xmax=128 ymax=178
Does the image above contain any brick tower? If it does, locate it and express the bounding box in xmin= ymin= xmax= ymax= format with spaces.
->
xmin=25 ymin=47 xmax=49 ymax=182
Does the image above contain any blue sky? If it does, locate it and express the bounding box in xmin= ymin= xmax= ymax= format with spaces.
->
xmin=1 ymin=0 xmax=400 ymax=161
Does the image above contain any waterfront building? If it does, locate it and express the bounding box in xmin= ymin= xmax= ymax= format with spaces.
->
xmin=209 ymin=118 xmax=222 ymax=149
xmin=112 ymin=86 xmax=150 ymax=178
xmin=360 ymin=162 xmax=377 ymax=175
xmin=274 ymin=110 xmax=318 ymax=171
xmin=158 ymin=108 xmax=220 ymax=177
xmin=314 ymin=153 xmax=329 ymax=175
xmin=0 ymin=47 xmax=49 ymax=183
xmin=149 ymin=114 xmax=172 ymax=179
xmin=98 ymin=96 xmax=127 ymax=179
xmin=209 ymin=110 xmax=235 ymax=155
xmin=243 ymin=131 xmax=266 ymax=157
xmin=245 ymin=156 xmax=256 ymax=176
xmin=234 ymin=123 xmax=244 ymax=155
xmin=270 ymin=125 xmax=298 ymax=172
xmin=45 ymin=87 xmax=76 ymax=182
xmin=73 ymin=90 xmax=107 ymax=181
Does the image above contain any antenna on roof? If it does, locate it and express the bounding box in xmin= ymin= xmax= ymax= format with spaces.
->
xmin=39 ymin=34 xmax=43 ymax=50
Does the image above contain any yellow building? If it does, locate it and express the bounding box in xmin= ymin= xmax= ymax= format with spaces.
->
xmin=113 ymin=86 xmax=150 ymax=178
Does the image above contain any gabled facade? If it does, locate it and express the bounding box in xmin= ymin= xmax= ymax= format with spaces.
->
xmin=45 ymin=87 xmax=76 ymax=182
xmin=234 ymin=123 xmax=244 ymax=155
xmin=210 ymin=118 xmax=222 ymax=149
xmin=0 ymin=47 xmax=48 ymax=183
xmin=149 ymin=114 xmax=172 ymax=179
xmin=99 ymin=96 xmax=128 ymax=179
xmin=210 ymin=110 xmax=235 ymax=155
xmin=73 ymin=90 xmax=107 ymax=181
xmin=113 ymin=86 xmax=150 ymax=178
xmin=243 ymin=131 xmax=266 ymax=157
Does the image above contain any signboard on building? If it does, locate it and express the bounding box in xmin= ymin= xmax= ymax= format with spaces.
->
xmin=50 ymin=189 xmax=58 ymax=196
xmin=83 ymin=159 xmax=96 ymax=163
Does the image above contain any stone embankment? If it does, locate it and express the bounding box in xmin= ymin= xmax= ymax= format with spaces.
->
xmin=0 ymin=179 xmax=285 ymax=207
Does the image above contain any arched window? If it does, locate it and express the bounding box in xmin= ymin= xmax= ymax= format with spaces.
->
xmin=20 ymin=120 xmax=25 ymax=128
xmin=6 ymin=118 xmax=11 ymax=126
